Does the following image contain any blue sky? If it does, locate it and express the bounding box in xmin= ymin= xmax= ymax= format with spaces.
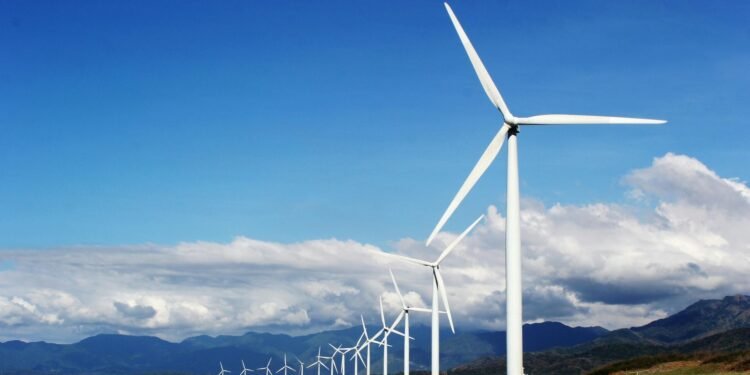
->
xmin=2 ymin=0 xmax=748 ymax=249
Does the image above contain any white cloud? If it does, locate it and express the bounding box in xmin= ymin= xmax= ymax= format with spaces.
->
xmin=0 ymin=153 xmax=748 ymax=343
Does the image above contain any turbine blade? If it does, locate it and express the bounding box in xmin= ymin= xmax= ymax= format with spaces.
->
xmin=355 ymin=349 xmax=366 ymax=366
xmin=389 ymin=269 xmax=407 ymax=309
xmin=360 ymin=315 xmax=369 ymax=340
xmin=518 ymin=114 xmax=667 ymax=125
xmin=444 ymin=3 xmax=512 ymax=119
xmin=435 ymin=214 xmax=484 ymax=265
xmin=370 ymin=328 xmax=384 ymax=341
xmin=388 ymin=310 xmax=405 ymax=334
xmin=426 ymin=124 xmax=510 ymax=246
xmin=379 ymin=297 xmax=387 ymax=327
xmin=408 ymin=307 xmax=433 ymax=313
xmin=381 ymin=251 xmax=432 ymax=267
xmin=434 ymin=268 xmax=455 ymax=333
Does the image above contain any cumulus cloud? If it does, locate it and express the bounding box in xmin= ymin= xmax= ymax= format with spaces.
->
xmin=0 ymin=153 xmax=748 ymax=343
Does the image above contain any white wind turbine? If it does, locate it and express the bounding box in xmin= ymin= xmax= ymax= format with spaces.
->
xmin=319 ymin=349 xmax=338 ymax=375
xmin=356 ymin=315 xmax=384 ymax=375
xmin=378 ymin=295 xmax=410 ymax=375
xmin=219 ymin=362 xmax=231 ymax=375
xmin=384 ymin=214 xmax=484 ymax=375
xmin=388 ymin=269 xmax=438 ymax=375
xmin=329 ymin=344 xmax=354 ymax=375
xmin=307 ymin=347 xmax=330 ymax=375
xmin=241 ymin=360 xmax=254 ymax=375
xmin=349 ymin=333 xmax=367 ymax=375
xmin=258 ymin=358 xmax=273 ymax=375
xmin=277 ymin=354 xmax=297 ymax=375
xmin=429 ymin=4 xmax=667 ymax=374
xmin=294 ymin=356 xmax=305 ymax=375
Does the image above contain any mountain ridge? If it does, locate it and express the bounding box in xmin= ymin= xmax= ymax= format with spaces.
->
xmin=453 ymin=294 xmax=750 ymax=375
xmin=0 ymin=322 xmax=606 ymax=374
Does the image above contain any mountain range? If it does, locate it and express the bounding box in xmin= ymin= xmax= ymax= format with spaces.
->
xmin=453 ymin=295 xmax=750 ymax=374
xmin=2 ymin=295 xmax=750 ymax=374
xmin=0 ymin=321 xmax=605 ymax=374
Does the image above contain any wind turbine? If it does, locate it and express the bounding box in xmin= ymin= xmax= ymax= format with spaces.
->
xmin=349 ymin=333 xmax=367 ymax=375
xmin=219 ymin=362 xmax=231 ymax=375
xmin=241 ymin=360 xmax=254 ymax=375
xmin=330 ymin=344 xmax=355 ymax=375
xmin=307 ymin=347 xmax=330 ymax=375
xmin=356 ymin=315 xmax=383 ymax=375
xmin=295 ymin=356 xmax=305 ymax=375
xmin=430 ymin=4 xmax=667 ymax=374
xmin=388 ymin=269 xmax=438 ymax=375
xmin=384 ymin=214 xmax=484 ymax=375
xmin=277 ymin=354 xmax=297 ymax=375
xmin=258 ymin=358 xmax=273 ymax=375
xmin=319 ymin=348 xmax=338 ymax=375
xmin=377 ymin=296 xmax=407 ymax=375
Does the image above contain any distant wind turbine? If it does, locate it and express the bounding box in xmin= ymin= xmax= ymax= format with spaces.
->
xmin=389 ymin=269 xmax=437 ymax=375
xmin=356 ymin=315 xmax=383 ymax=375
xmin=349 ymin=333 xmax=367 ymax=375
xmin=295 ymin=355 xmax=305 ymax=375
xmin=384 ymin=214 xmax=484 ymax=375
xmin=258 ymin=358 xmax=273 ymax=375
xmin=219 ymin=362 xmax=231 ymax=375
xmin=241 ymin=360 xmax=254 ymax=375
xmin=430 ymin=4 xmax=667 ymax=374
xmin=277 ymin=354 xmax=297 ymax=375
xmin=329 ymin=344 xmax=355 ymax=375
xmin=377 ymin=296 xmax=406 ymax=375
xmin=319 ymin=348 xmax=338 ymax=375
xmin=307 ymin=347 xmax=330 ymax=375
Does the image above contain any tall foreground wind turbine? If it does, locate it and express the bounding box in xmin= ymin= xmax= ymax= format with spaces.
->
xmin=430 ymin=3 xmax=666 ymax=374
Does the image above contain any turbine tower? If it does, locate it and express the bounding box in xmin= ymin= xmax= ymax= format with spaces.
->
xmin=385 ymin=214 xmax=484 ymax=375
xmin=219 ymin=362 xmax=231 ymax=375
xmin=277 ymin=354 xmax=297 ymax=375
xmin=429 ymin=4 xmax=666 ymax=374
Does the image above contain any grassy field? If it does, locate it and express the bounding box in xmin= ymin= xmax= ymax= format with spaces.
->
xmin=611 ymin=360 xmax=750 ymax=374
